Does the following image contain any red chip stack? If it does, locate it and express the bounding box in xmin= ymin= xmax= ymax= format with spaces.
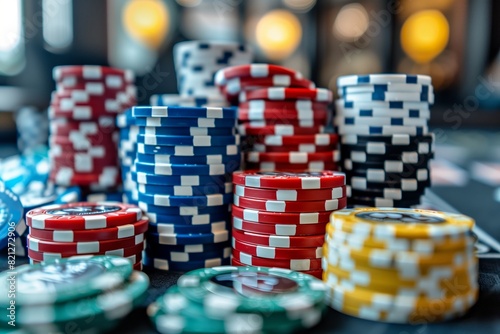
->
xmin=48 ymin=66 xmax=136 ymax=190
xmin=215 ymin=64 xmax=339 ymax=172
xmin=26 ymin=202 xmax=145 ymax=270
xmin=230 ymin=171 xmax=347 ymax=279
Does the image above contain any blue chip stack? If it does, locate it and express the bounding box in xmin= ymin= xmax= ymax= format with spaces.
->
xmin=131 ymin=105 xmax=240 ymax=271
xmin=117 ymin=109 xmax=138 ymax=204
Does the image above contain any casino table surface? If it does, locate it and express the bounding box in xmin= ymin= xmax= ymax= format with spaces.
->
xmin=2 ymin=186 xmax=499 ymax=334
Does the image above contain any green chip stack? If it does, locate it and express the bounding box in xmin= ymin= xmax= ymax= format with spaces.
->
xmin=148 ymin=266 xmax=327 ymax=334
xmin=0 ymin=255 xmax=149 ymax=333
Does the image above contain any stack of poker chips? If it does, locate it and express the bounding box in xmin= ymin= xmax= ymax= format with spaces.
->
xmin=25 ymin=202 xmax=145 ymax=270
xmin=130 ymin=105 xmax=240 ymax=271
xmin=48 ymin=65 xmax=136 ymax=190
xmin=148 ymin=266 xmax=327 ymax=334
xmin=215 ymin=64 xmax=339 ymax=172
xmin=0 ymin=256 xmax=148 ymax=333
xmin=335 ymin=74 xmax=434 ymax=207
xmin=173 ymin=41 xmax=253 ymax=99
xmin=230 ymin=171 xmax=347 ymax=279
xmin=323 ymin=208 xmax=478 ymax=323
xmin=117 ymin=108 xmax=139 ymax=204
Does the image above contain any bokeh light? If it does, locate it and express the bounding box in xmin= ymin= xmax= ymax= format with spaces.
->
xmin=282 ymin=0 xmax=316 ymax=12
xmin=333 ymin=3 xmax=369 ymax=42
xmin=401 ymin=10 xmax=449 ymax=63
xmin=255 ymin=10 xmax=302 ymax=60
xmin=123 ymin=0 xmax=169 ymax=49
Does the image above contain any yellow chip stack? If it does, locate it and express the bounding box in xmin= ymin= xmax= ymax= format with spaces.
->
xmin=322 ymin=207 xmax=478 ymax=324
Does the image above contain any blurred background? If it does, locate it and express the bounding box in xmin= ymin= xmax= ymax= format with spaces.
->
xmin=0 ymin=0 xmax=500 ymax=155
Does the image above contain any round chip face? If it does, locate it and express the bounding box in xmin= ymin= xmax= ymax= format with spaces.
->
xmin=232 ymin=171 xmax=346 ymax=190
xmin=0 ymin=255 xmax=132 ymax=306
xmin=176 ymin=265 xmax=326 ymax=314
xmin=26 ymin=202 xmax=142 ymax=230
xmin=332 ymin=208 xmax=475 ymax=239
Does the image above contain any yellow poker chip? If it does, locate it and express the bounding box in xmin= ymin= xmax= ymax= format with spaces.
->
xmin=331 ymin=207 xmax=475 ymax=239
xmin=322 ymin=261 xmax=478 ymax=298
xmin=325 ymin=241 xmax=475 ymax=269
xmin=326 ymin=224 xmax=475 ymax=254
xmin=326 ymin=283 xmax=479 ymax=316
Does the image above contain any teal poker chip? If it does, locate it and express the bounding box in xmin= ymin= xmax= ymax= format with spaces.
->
xmin=15 ymin=270 xmax=149 ymax=328
xmin=0 ymin=255 xmax=133 ymax=306
xmin=177 ymin=266 xmax=327 ymax=316
xmin=0 ymin=181 xmax=24 ymax=249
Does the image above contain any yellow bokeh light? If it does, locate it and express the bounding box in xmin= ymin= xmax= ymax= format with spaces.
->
xmin=255 ymin=10 xmax=302 ymax=60
xmin=400 ymin=10 xmax=449 ymax=64
xmin=123 ymin=0 xmax=169 ymax=49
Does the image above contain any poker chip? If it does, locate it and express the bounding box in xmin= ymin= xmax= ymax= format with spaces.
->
xmin=231 ymin=249 xmax=323 ymax=271
xmin=232 ymin=228 xmax=324 ymax=248
xmin=136 ymin=133 xmax=240 ymax=147
xmin=136 ymin=142 xmax=240 ymax=156
xmin=53 ymin=65 xmax=134 ymax=82
xmin=138 ymin=202 xmax=231 ymax=216
xmin=136 ymin=152 xmax=240 ymax=166
xmin=138 ymin=192 xmax=233 ymax=207
xmin=337 ymin=74 xmax=432 ymax=86
xmin=138 ymin=182 xmax=232 ymax=196
xmin=138 ymin=125 xmax=236 ymax=136
xmin=252 ymin=134 xmax=338 ymax=146
xmin=223 ymin=75 xmax=315 ymax=97
xmin=230 ymin=258 xmax=323 ymax=280
xmin=232 ymin=205 xmax=331 ymax=224
xmin=132 ymin=117 xmax=237 ymax=128
xmin=133 ymin=161 xmax=238 ymax=176
xmin=338 ymin=83 xmax=432 ymax=94
xmin=146 ymin=211 xmax=230 ymax=225
xmin=143 ymin=255 xmax=231 ymax=271
xmin=238 ymin=107 xmax=329 ymax=121
xmin=240 ymin=87 xmax=333 ymax=102
xmin=234 ymin=194 xmax=347 ymax=212
xmin=336 ymin=106 xmax=431 ymax=119
xmin=239 ymin=99 xmax=328 ymax=112
xmin=234 ymin=184 xmax=345 ymax=201
xmin=215 ymin=63 xmax=303 ymax=85
xmin=245 ymin=161 xmax=339 ymax=173
xmin=150 ymin=94 xmax=230 ymax=107
xmin=0 ymin=182 xmax=24 ymax=249
xmin=323 ymin=208 xmax=478 ymax=323
xmin=132 ymin=171 xmax=228 ymax=186
xmin=252 ymin=143 xmax=337 ymax=153
xmin=342 ymin=91 xmax=434 ymax=104
xmin=232 ymin=216 xmax=328 ymax=236
xmin=232 ymin=171 xmax=346 ymax=189
xmin=245 ymin=151 xmax=340 ymax=164
xmin=232 ymin=237 xmax=322 ymax=259
xmin=148 ymin=220 xmax=231 ymax=235
xmin=131 ymin=106 xmax=238 ymax=119
xmin=335 ymin=115 xmax=428 ymax=127
xmin=238 ymin=124 xmax=325 ymax=135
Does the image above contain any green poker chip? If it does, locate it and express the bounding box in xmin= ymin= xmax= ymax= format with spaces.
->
xmin=177 ymin=266 xmax=327 ymax=318
xmin=0 ymin=255 xmax=133 ymax=306
xmin=15 ymin=270 xmax=149 ymax=328
xmin=149 ymin=285 xmax=326 ymax=334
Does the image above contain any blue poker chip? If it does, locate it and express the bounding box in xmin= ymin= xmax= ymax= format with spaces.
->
xmin=137 ymin=191 xmax=233 ymax=207
xmin=136 ymin=134 xmax=240 ymax=147
xmin=138 ymin=126 xmax=236 ymax=136
xmin=116 ymin=108 xmax=135 ymax=128
xmin=132 ymin=171 xmax=230 ymax=186
xmin=139 ymin=201 xmax=231 ymax=216
xmin=150 ymin=94 xmax=228 ymax=107
xmin=0 ymin=181 xmax=24 ymax=250
xmin=148 ymin=220 xmax=231 ymax=235
xmin=138 ymin=182 xmax=232 ymax=196
xmin=133 ymin=161 xmax=239 ymax=176
xmin=123 ymin=191 xmax=138 ymax=205
xmin=146 ymin=211 xmax=230 ymax=225
xmin=135 ymin=152 xmax=240 ymax=165
xmin=145 ymin=242 xmax=231 ymax=261
xmin=132 ymin=106 xmax=238 ymax=119
xmin=143 ymin=253 xmax=231 ymax=271
xmin=146 ymin=229 xmax=229 ymax=245
xmin=119 ymin=128 xmax=138 ymax=142
xmin=132 ymin=117 xmax=237 ymax=128
xmin=137 ymin=143 xmax=240 ymax=156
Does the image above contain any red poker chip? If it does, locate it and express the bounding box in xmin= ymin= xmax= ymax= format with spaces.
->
xmin=232 ymin=228 xmax=324 ymax=248
xmin=234 ymin=184 xmax=345 ymax=201
xmin=29 ymin=218 xmax=149 ymax=242
xmin=26 ymin=202 xmax=142 ymax=230
xmin=233 ymin=171 xmax=346 ymax=190
xmin=232 ymin=237 xmax=323 ymax=259
xmin=50 ymin=169 xmax=121 ymax=187
xmin=238 ymin=124 xmax=325 ymax=136
xmin=240 ymin=87 xmax=333 ymax=103
xmin=50 ymin=119 xmax=117 ymax=136
xmin=243 ymin=119 xmax=328 ymax=127
xmin=234 ymin=194 xmax=347 ymax=213
xmin=49 ymin=136 xmax=118 ymax=152
xmin=245 ymin=151 xmax=340 ymax=164
xmin=232 ymin=204 xmax=331 ymax=224
xmin=252 ymin=134 xmax=338 ymax=146
xmin=238 ymin=108 xmax=328 ymax=121
xmin=53 ymin=65 xmax=134 ymax=82
xmin=215 ymin=64 xmax=304 ymax=85
xmin=231 ymin=258 xmax=322 ymax=279
xmin=27 ymin=233 xmax=144 ymax=254
xmin=232 ymin=216 xmax=328 ymax=236
xmin=56 ymin=82 xmax=136 ymax=95
xmin=244 ymin=161 xmax=339 ymax=172
xmin=231 ymin=249 xmax=323 ymax=270
xmin=252 ymin=143 xmax=337 ymax=153
xmin=28 ymin=244 xmax=144 ymax=263
xmin=239 ymin=100 xmax=329 ymax=112
xmin=51 ymin=157 xmax=119 ymax=174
